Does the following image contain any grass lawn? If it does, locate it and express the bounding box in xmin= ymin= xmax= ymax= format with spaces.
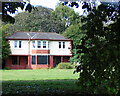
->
xmin=2 ymin=69 xmax=79 ymax=81
xmin=1 ymin=69 xmax=83 ymax=96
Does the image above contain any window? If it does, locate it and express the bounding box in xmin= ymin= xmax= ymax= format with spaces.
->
xmin=14 ymin=41 xmax=17 ymax=48
xmin=14 ymin=40 xmax=22 ymax=48
xmin=26 ymin=57 xmax=28 ymax=64
xmin=59 ymin=42 xmax=61 ymax=48
xmin=63 ymin=42 xmax=65 ymax=48
xmin=12 ymin=56 xmax=18 ymax=65
xmin=19 ymin=56 xmax=21 ymax=64
xmin=32 ymin=41 xmax=35 ymax=48
xmin=37 ymin=55 xmax=47 ymax=64
xmin=43 ymin=41 xmax=46 ymax=48
xmin=37 ymin=41 xmax=41 ymax=48
xmin=19 ymin=41 xmax=22 ymax=48
xmin=32 ymin=56 xmax=36 ymax=64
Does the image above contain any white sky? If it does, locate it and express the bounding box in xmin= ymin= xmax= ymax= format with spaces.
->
xmin=9 ymin=0 xmax=101 ymax=16
xmin=9 ymin=0 xmax=83 ymax=16
xmin=30 ymin=0 xmax=60 ymax=10
xmin=9 ymin=0 xmax=60 ymax=16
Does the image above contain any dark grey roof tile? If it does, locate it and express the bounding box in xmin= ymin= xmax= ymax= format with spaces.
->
xmin=6 ymin=32 xmax=72 ymax=41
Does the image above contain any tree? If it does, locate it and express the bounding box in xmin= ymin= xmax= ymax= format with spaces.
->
xmin=5 ymin=6 xmax=66 ymax=34
xmin=61 ymin=0 xmax=120 ymax=95
xmin=0 ymin=24 xmax=11 ymax=68
xmin=51 ymin=3 xmax=79 ymax=30
xmin=1 ymin=1 xmax=34 ymax=23
xmin=72 ymin=3 xmax=120 ymax=95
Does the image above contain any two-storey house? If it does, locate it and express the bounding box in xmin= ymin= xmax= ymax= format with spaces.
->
xmin=5 ymin=31 xmax=72 ymax=69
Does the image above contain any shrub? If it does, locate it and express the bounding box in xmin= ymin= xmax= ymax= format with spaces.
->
xmin=4 ymin=67 xmax=10 ymax=70
xmin=56 ymin=63 xmax=73 ymax=69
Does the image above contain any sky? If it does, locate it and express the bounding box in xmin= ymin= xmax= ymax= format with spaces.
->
xmin=10 ymin=0 xmax=60 ymax=16
xmin=9 ymin=0 xmax=84 ymax=16
xmin=6 ymin=0 xmax=120 ymax=17
xmin=30 ymin=0 xmax=60 ymax=10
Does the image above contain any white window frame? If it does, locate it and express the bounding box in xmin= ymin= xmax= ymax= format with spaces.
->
xmin=43 ymin=41 xmax=46 ymax=48
xmin=63 ymin=42 xmax=65 ymax=49
xmin=14 ymin=40 xmax=17 ymax=48
xmin=19 ymin=41 xmax=22 ymax=48
xmin=59 ymin=42 xmax=61 ymax=48
xmin=14 ymin=40 xmax=22 ymax=48
xmin=37 ymin=41 xmax=41 ymax=48
xmin=32 ymin=41 xmax=35 ymax=48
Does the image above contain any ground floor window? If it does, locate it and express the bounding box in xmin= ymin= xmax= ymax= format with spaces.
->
xmin=26 ymin=57 xmax=28 ymax=64
xmin=12 ymin=56 xmax=18 ymax=65
xmin=37 ymin=55 xmax=47 ymax=64
xmin=32 ymin=56 xmax=36 ymax=64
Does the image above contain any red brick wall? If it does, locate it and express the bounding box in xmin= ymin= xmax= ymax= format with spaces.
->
xmin=5 ymin=56 xmax=27 ymax=69
xmin=31 ymin=64 xmax=48 ymax=69
xmin=70 ymin=41 xmax=72 ymax=54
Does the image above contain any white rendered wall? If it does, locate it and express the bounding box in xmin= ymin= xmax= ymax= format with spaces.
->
xmin=10 ymin=40 xmax=29 ymax=55
xmin=49 ymin=41 xmax=71 ymax=56
xmin=9 ymin=40 xmax=72 ymax=56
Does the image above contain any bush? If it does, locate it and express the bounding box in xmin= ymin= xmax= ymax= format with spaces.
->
xmin=4 ymin=67 xmax=10 ymax=70
xmin=56 ymin=63 xmax=73 ymax=69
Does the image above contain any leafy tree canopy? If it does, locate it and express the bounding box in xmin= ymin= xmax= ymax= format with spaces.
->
xmin=67 ymin=2 xmax=120 ymax=94
xmin=5 ymin=6 xmax=68 ymax=34
xmin=51 ymin=3 xmax=79 ymax=27
xmin=1 ymin=0 xmax=34 ymax=23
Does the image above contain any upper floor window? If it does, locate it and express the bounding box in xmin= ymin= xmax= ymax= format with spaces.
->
xmin=19 ymin=41 xmax=22 ymax=48
xmin=14 ymin=40 xmax=22 ymax=48
xmin=37 ymin=41 xmax=41 ymax=48
xmin=14 ymin=40 xmax=17 ymax=48
xmin=43 ymin=41 xmax=46 ymax=48
xmin=59 ymin=42 xmax=61 ymax=48
xmin=32 ymin=41 xmax=35 ymax=48
xmin=63 ymin=42 xmax=65 ymax=48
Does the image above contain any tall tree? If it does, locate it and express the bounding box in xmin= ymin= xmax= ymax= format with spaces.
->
xmin=6 ymin=6 xmax=66 ymax=34
xmin=51 ymin=3 xmax=79 ymax=30
xmin=72 ymin=3 xmax=120 ymax=94
xmin=0 ymin=24 xmax=11 ymax=68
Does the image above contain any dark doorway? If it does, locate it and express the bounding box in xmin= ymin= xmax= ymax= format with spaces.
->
xmin=53 ymin=56 xmax=61 ymax=67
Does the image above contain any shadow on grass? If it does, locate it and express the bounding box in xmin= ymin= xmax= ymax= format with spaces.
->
xmin=2 ymin=79 xmax=86 ymax=96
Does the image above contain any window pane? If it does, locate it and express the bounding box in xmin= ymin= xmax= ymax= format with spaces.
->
xmin=32 ymin=41 xmax=35 ymax=48
xmin=12 ymin=56 xmax=18 ymax=65
xmin=37 ymin=41 xmax=41 ymax=48
xmin=43 ymin=41 xmax=46 ymax=48
xmin=19 ymin=56 xmax=21 ymax=64
xmin=14 ymin=41 xmax=17 ymax=48
xmin=59 ymin=42 xmax=61 ymax=48
xmin=19 ymin=41 xmax=22 ymax=48
xmin=63 ymin=42 xmax=65 ymax=48
xmin=26 ymin=57 xmax=28 ymax=65
xmin=37 ymin=55 xmax=47 ymax=64
xmin=32 ymin=56 xmax=36 ymax=64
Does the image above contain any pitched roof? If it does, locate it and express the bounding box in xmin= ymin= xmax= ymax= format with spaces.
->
xmin=6 ymin=31 xmax=72 ymax=41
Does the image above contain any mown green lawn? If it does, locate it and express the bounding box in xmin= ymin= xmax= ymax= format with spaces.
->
xmin=2 ymin=69 xmax=83 ymax=96
xmin=2 ymin=69 xmax=79 ymax=81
